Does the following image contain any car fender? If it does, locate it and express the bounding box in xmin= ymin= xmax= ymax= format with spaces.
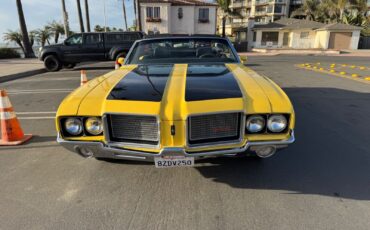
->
xmin=40 ymin=48 xmax=62 ymax=61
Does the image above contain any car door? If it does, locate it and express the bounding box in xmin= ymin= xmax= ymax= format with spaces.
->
xmin=63 ymin=34 xmax=83 ymax=63
xmin=81 ymin=33 xmax=105 ymax=61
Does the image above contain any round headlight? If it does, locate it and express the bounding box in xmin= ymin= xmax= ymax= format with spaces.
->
xmin=246 ymin=115 xmax=265 ymax=133
xmin=84 ymin=117 xmax=103 ymax=135
xmin=267 ymin=115 xmax=287 ymax=133
xmin=64 ymin=118 xmax=83 ymax=135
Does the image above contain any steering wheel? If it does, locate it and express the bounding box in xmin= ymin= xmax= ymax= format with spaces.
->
xmin=199 ymin=53 xmax=216 ymax=58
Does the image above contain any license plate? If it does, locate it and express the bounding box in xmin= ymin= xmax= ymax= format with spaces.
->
xmin=154 ymin=156 xmax=194 ymax=168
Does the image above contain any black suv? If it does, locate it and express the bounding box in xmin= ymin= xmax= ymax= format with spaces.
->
xmin=39 ymin=31 xmax=144 ymax=71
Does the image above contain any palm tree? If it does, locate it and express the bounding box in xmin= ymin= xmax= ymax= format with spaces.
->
xmin=121 ymin=0 xmax=128 ymax=31
xmin=291 ymin=0 xmax=320 ymax=21
xmin=61 ymin=0 xmax=70 ymax=37
xmin=135 ymin=0 xmax=142 ymax=31
xmin=3 ymin=30 xmax=25 ymax=54
xmin=36 ymin=27 xmax=52 ymax=47
xmin=76 ymin=0 xmax=85 ymax=32
xmin=47 ymin=21 xmax=65 ymax=44
xmin=337 ymin=0 xmax=349 ymax=20
xmin=217 ymin=0 xmax=240 ymax=37
xmin=84 ymin=0 xmax=91 ymax=32
xmin=15 ymin=0 xmax=35 ymax=58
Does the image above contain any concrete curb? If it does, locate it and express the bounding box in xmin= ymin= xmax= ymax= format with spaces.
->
xmin=0 ymin=68 xmax=46 ymax=83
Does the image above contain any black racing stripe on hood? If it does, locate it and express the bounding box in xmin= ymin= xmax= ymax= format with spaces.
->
xmin=107 ymin=65 xmax=173 ymax=102
xmin=185 ymin=64 xmax=243 ymax=101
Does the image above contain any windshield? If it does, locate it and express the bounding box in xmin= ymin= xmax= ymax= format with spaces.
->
xmin=126 ymin=38 xmax=238 ymax=64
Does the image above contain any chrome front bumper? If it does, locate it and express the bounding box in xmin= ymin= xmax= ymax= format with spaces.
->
xmin=57 ymin=131 xmax=295 ymax=161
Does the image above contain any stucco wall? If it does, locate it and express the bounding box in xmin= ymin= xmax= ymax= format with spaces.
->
xmin=170 ymin=6 xmax=195 ymax=34
xmin=314 ymin=31 xmax=329 ymax=49
xmin=290 ymin=30 xmax=316 ymax=48
xmin=140 ymin=3 xmax=171 ymax=34
xmin=194 ymin=6 xmax=217 ymax=34
xmin=350 ymin=30 xmax=360 ymax=50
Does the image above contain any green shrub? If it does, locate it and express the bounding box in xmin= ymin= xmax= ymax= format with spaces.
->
xmin=0 ymin=48 xmax=21 ymax=59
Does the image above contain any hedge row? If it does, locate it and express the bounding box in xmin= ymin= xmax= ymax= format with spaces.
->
xmin=0 ymin=48 xmax=21 ymax=59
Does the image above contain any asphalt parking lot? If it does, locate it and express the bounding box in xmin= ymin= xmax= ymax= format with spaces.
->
xmin=1 ymin=56 xmax=370 ymax=230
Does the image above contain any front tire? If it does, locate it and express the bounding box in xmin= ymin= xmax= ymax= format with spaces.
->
xmin=44 ymin=55 xmax=61 ymax=72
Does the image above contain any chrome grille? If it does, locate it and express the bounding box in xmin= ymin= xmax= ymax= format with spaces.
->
xmin=108 ymin=114 xmax=159 ymax=145
xmin=188 ymin=113 xmax=241 ymax=145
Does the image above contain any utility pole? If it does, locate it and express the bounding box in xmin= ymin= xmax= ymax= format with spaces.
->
xmin=103 ymin=0 xmax=107 ymax=32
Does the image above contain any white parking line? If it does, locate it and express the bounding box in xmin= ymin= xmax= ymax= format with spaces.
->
xmin=7 ymin=89 xmax=73 ymax=95
xmin=16 ymin=111 xmax=56 ymax=115
xmin=19 ymin=77 xmax=79 ymax=82
xmin=18 ymin=117 xmax=55 ymax=120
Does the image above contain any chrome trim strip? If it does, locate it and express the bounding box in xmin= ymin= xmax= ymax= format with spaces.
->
xmin=57 ymin=130 xmax=295 ymax=161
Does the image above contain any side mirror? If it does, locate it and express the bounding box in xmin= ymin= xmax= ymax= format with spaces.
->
xmin=239 ymin=55 xmax=247 ymax=64
xmin=117 ymin=57 xmax=125 ymax=66
xmin=63 ymin=40 xmax=68 ymax=46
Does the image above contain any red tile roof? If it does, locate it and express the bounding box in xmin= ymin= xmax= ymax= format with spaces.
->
xmin=140 ymin=0 xmax=218 ymax=6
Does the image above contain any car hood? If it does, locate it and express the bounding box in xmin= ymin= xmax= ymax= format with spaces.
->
xmin=57 ymin=64 xmax=293 ymax=120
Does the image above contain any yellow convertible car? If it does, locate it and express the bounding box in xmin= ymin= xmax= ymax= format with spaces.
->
xmin=56 ymin=35 xmax=295 ymax=167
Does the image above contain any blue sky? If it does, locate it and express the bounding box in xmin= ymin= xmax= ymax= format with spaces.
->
xmin=0 ymin=0 xmax=135 ymax=43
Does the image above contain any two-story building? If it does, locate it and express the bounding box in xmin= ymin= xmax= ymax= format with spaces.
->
xmin=140 ymin=0 xmax=218 ymax=35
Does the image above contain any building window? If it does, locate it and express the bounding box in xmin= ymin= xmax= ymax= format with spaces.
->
xmin=146 ymin=7 xmax=153 ymax=18
xmin=198 ymin=8 xmax=209 ymax=23
xmin=300 ymin=31 xmax=309 ymax=39
xmin=267 ymin=6 xmax=273 ymax=13
xmin=146 ymin=7 xmax=161 ymax=22
xmin=253 ymin=32 xmax=256 ymax=42
xmin=261 ymin=32 xmax=279 ymax=46
xmin=154 ymin=7 xmax=160 ymax=18
xmin=274 ymin=5 xmax=283 ymax=13
xmin=178 ymin=8 xmax=183 ymax=19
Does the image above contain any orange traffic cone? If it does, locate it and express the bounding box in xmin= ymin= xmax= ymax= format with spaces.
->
xmin=80 ymin=70 xmax=88 ymax=86
xmin=0 ymin=90 xmax=32 ymax=146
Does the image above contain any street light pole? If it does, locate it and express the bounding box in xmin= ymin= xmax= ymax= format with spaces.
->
xmin=103 ymin=0 xmax=107 ymax=32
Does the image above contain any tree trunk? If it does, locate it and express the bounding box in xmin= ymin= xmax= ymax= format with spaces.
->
xmin=122 ymin=0 xmax=128 ymax=31
xmin=61 ymin=0 xmax=70 ymax=37
xmin=222 ymin=17 xmax=226 ymax=38
xmin=136 ymin=0 xmax=142 ymax=31
xmin=16 ymin=41 xmax=25 ymax=54
xmin=133 ymin=0 xmax=137 ymax=30
xmin=76 ymin=0 xmax=85 ymax=32
xmin=16 ymin=0 xmax=35 ymax=58
xmin=55 ymin=32 xmax=60 ymax=44
xmin=84 ymin=0 xmax=91 ymax=32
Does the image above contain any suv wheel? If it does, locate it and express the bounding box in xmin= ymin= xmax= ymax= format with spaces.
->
xmin=44 ymin=55 xmax=61 ymax=72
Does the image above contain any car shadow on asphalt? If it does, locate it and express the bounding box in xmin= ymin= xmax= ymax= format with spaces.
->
xmin=195 ymin=87 xmax=370 ymax=200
